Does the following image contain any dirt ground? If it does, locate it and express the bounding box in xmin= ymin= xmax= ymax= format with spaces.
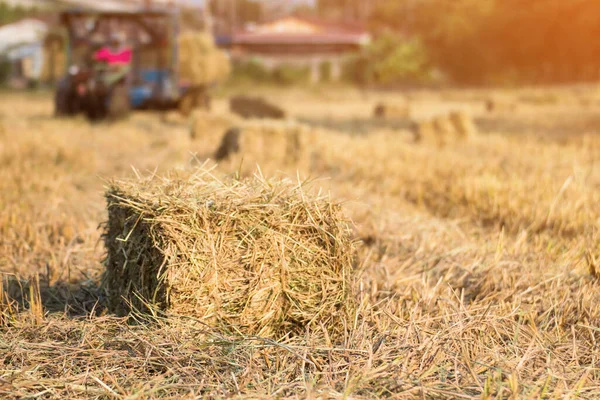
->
xmin=1 ymin=85 xmax=600 ymax=398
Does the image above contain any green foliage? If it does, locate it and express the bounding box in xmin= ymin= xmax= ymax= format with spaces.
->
xmin=367 ymin=0 xmax=600 ymax=84
xmin=317 ymin=0 xmax=363 ymax=20
xmin=209 ymin=0 xmax=261 ymax=26
xmin=0 ymin=3 xmax=36 ymax=25
xmin=0 ymin=60 xmax=11 ymax=86
xmin=231 ymin=60 xmax=309 ymax=86
xmin=345 ymin=33 xmax=433 ymax=86
xmin=370 ymin=34 xmax=431 ymax=85
xmin=231 ymin=59 xmax=271 ymax=83
xmin=319 ymin=61 xmax=332 ymax=82
xmin=272 ymin=65 xmax=310 ymax=85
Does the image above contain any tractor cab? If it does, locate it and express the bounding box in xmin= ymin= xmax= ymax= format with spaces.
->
xmin=54 ymin=8 xmax=186 ymax=120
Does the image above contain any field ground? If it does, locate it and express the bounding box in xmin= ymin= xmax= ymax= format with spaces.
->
xmin=1 ymin=85 xmax=600 ymax=398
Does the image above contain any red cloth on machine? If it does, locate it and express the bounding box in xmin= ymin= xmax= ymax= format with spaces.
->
xmin=94 ymin=47 xmax=132 ymax=65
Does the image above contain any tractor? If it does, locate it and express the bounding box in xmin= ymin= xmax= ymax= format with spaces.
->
xmin=54 ymin=8 xmax=211 ymax=121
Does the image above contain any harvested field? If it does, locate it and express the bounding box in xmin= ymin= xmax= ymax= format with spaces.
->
xmin=1 ymin=86 xmax=600 ymax=398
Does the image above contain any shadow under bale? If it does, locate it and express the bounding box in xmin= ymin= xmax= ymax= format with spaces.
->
xmin=1 ymin=273 xmax=104 ymax=324
xmin=230 ymin=96 xmax=286 ymax=120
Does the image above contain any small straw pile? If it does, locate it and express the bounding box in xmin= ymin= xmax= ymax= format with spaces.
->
xmin=485 ymin=96 xmax=517 ymax=113
xmin=103 ymin=170 xmax=355 ymax=337
xmin=237 ymin=119 xmax=306 ymax=165
xmin=178 ymin=32 xmax=230 ymax=85
xmin=190 ymin=113 xmax=311 ymax=167
xmin=189 ymin=109 xmax=240 ymax=142
xmin=372 ymin=101 xmax=411 ymax=119
xmin=449 ymin=111 xmax=477 ymax=139
xmin=414 ymin=111 xmax=478 ymax=146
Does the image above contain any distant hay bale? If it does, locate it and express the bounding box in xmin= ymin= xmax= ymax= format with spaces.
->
xmin=449 ymin=111 xmax=478 ymax=139
xmin=286 ymin=125 xmax=302 ymax=164
xmin=189 ymin=110 xmax=239 ymax=142
xmin=414 ymin=113 xmax=475 ymax=146
xmin=485 ymin=97 xmax=517 ymax=113
xmin=432 ymin=115 xmax=455 ymax=136
xmin=519 ymin=92 xmax=559 ymax=105
xmin=230 ymin=96 xmax=286 ymax=120
xmin=235 ymin=119 xmax=305 ymax=166
xmin=191 ymin=112 xmax=307 ymax=166
xmin=413 ymin=120 xmax=436 ymax=143
xmin=178 ymin=32 xmax=230 ymax=85
xmin=372 ymin=101 xmax=410 ymax=119
xmin=431 ymin=115 xmax=455 ymax=146
xmin=103 ymin=171 xmax=355 ymax=337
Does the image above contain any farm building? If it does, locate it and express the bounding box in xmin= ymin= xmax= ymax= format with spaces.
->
xmin=0 ymin=18 xmax=48 ymax=87
xmin=227 ymin=16 xmax=370 ymax=82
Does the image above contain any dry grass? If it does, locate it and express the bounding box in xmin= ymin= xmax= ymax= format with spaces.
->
xmin=1 ymin=88 xmax=600 ymax=398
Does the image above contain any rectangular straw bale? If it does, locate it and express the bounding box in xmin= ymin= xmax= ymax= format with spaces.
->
xmin=190 ymin=110 xmax=239 ymax=142
xmin=240 ymin=120 xmax=303 ymax=165
xmin=449 ymin=111 xmax=478 ymax=139
xmin=103 ymin=170 xmax=355 ymax=337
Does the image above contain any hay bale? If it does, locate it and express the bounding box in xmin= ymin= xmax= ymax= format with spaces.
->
xmin=235 ymin=119 xmax=305 ymax=166
xmin=178 ymin=32 xmax=230 ymax=85
xmin=485 ymin=97 xmax=517 ymax=113
xmin=449 ymin=111 xmax=477 ymax=139
xmin=104 ymin=171 xmax=355 ymax=337
xmin=414 ymin=115 xmax=461 ymax=146
xmin=372 ymin=102 xmax=410 ymax=119
xmin=431 ymin=115 xmax=456 ymax=146
xmin=432 ymin=115 xmax=455 ymax=135
xmin=230 ymin=96 xmax=286 ymax=120
xmin=286 ymin=125 xmax=302 ymax=164
xmin=413 ymin=120 xmax=435 ymax=143
xmin=190 ymin=110 xmax=239 ymax=142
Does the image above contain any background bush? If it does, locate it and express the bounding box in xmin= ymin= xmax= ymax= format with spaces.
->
xmin=231 ymin=60 xmax=309 ymax=86
xmin=344 ymin=33 xmax=434 ymax=87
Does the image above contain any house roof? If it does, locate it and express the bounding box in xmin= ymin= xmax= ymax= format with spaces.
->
xmin=231 ymin=16 xmax=370 ymax=47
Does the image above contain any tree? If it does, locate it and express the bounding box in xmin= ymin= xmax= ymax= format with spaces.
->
xmin=367 ymin=0 xmax=600 ymax=85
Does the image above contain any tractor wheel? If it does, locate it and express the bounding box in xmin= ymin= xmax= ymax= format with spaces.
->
xmin=54 ymin=78 xmax=78 ymax=117
xmin=54 ymin=81 xmax=68 ymax=116
xmin=108 ymin=84 xmax=130 ymax=120
xmin=84 ymin=92 xmax=107 ymax=122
